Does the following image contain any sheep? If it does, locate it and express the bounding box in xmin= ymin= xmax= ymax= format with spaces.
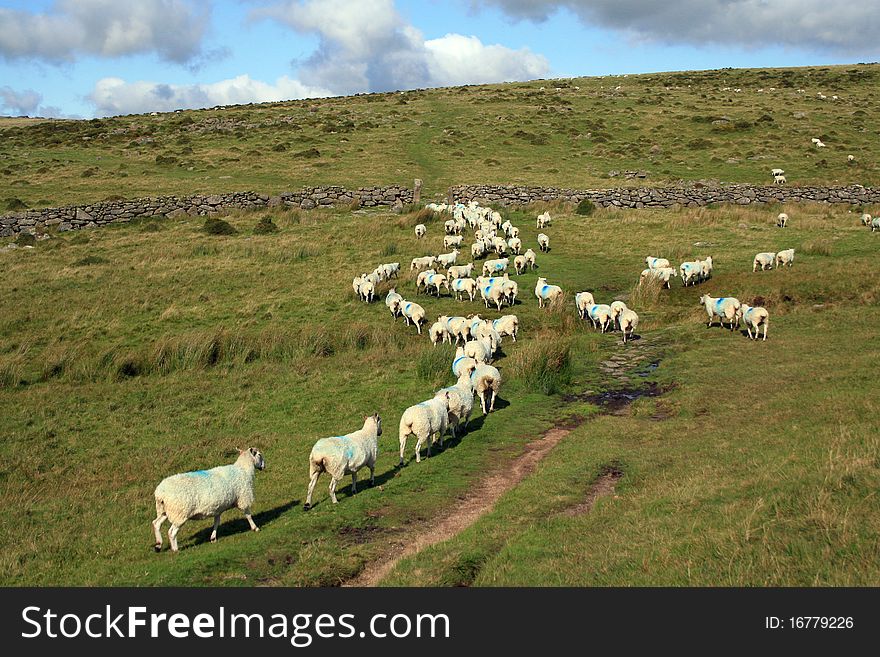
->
xmin=873 ymin=217 xmax=880 ymax=232
xmin=861 ymin=213 xmax=872 ymax=227
xmin=738 ymin=304 xmax=769 ymax=341
xmin=524 ymin=248 xmax=537 ymax=270
xmin=444 ymin=234 xmax=464 ymax=249
xmin=482 ymin=257 xmax=509 ymax=276
xmin=609 ymin=300 xmax=628 ymax=330
xmin=401 ymin=300 xmax=426 ymax=333
xmin=507 ymin=237 xmax=522 ymax=254
xmin=480 ymin=280 xmax=507 ymax=311
xmin=451 ymin=277 xmax=477 ymax=302
xmin=380 ymin=262 xmax=401 ymax=279
xmin=575 ymin=291 xmax=596 ymax=319
xmin=815 ymin=140 xmax=826 ymax=148
xmin=452 ymin=348 xmax=478 ymax=378
xmin=536 ymin=211 xmax=552 ymax=228
xmin=428 ymin=319 xmax=448 ymax=346
xmin=699 ymin=294 xmax=741 ymax=330
xmin=441 ymin=315 xmax=472 ymax=344
xmin=501 ymin=219 xmax=513 ymax=235
xmin=436 ymin=249 xmax=460 ymax=269
xmin=398 ymin=392 xmax=452 ymax=465
xmin=471 ymin=364 xmax=502 ymax=414
xmin=640 ymin=267 xmax=675 ymax=288
xmin=848 ymin=155 xmax=855 ymax=163
xmin=699 ymin=256 xmax=714 ymax=282
xmin=152 ymin=447 xmax=265 ymax=552
xmin=304 ymin=414 xmax=382 ymax=509
xmin=770 ymin=168 xmax=785 ymax=177
xmin=416 ymin=268 xmax=437 ymax=293
xmin=773 ymin=174 xmax=786 ymax=185
xmin=415 ymin=224 xmax=427 ymax=239
xmin=410 ymin=255 xmax=436 ymax=272
xmin=679 ymin=261 xmax=702 ymax=286
xmin=438 ymin=372 xmax=475 ymax=438
xmin=464 ymin=337 xmax=492 ymax=364
xmin=352 ymin=275 xmax=365 ymax=297
xmin=513 ymin=254 xmax=527 ymax=275
xmin=587 ymin=304 xmax=613 ymax=332
xmin=358 ymin=277 xmax=375 ymax=303
xmin=444 ymin=219 xmax=459 ymax=235
xmin=537 ymin=233 xmax=550 ymax=252
xmin=775 ymin=248 xmax=795 ymax=268
xmin=535 ymin=277 xmax=563 ymax=308
xmin=508 ymin=226 xmax=520 ymax=239
xmin=645 ymin=256 xmax=670 ymax=270
xmin=501 ymin=278 xmax=518 ymax=306
xmin=777 ymin=212 xmax=788 ymax=228
xmin=447 ymin=262 xmax=474 ymax=280
xmin=617 ymin=309 xmax=639 ymax=343
xmin=385 ymin=288 xmax=403 ymax=318
xmin=811 ymin=137 xmax=821 ymax=144
xmin=753 ymin=252 xmax=776 ymax=271
xmin=471 ymin=241 xmax=486 ymax=259
xmin=425 ymin=273 xmax=449 ymax=297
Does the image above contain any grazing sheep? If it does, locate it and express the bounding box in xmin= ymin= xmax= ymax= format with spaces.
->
xmin=738 ymin=304 xmax=769 ymax=341
xmin=436 ymin=250 xmax=460 ymax=269
xmin=428 ymin=320 xmax=449 ymax=346
xmin=535 ymin=277 xmax=563 ymax=308
xmin=699 ymin=294 xmax=741 ymax=330
xmin=640 ymin=267 xmax=674 ymax=288
xmin=775 ymin=248 xmax=795 ymax=268
xmin=773 ymin=174 xmax=786 ymax=185
xmin=304 ymin=415 xmax=382 ymax=509
xmin=471 ymin=241 xmax=486 ymax=259
xmin=617 ymin=309 xmax=639 ymax=343
xmin=508 ymin=237 xmax=522 ymax=254
xmin=536 ymin=211 xmax=552 ymax=228
xmin=777 ymin=212 xmax=788 ymax=228
xmin=753 ymin=252 xmax=776 ymax=272
xmin=401 ymin=300 xmax=426 ymax=333
xmin=524 ymin=248 xmax=537 ymax=270
xmin=398 ymin=392 xmax=452 ymax=465
xmin=575 ymin=291 xmax=596 ymax=319
xmin=152 ymin=448 xmax=265 ymax=553
xmin=482 ymin=257 xmax=510 ymax=276
xmin=471 ymin=363 xmax=502 ymax=414
xmin=537 ymin=233 xmax=550 ymax=252
xmin=451 ymin=277 xmax=477 ymax=302
xmin=587 ymin=304 xmax=613 ymax=332
xmin=410 ymin=255 xmax=436 ymax=272
xmin=385 ymin=288 xmax=403 ymax=318
xmin=645 ymin=256 xmax=670 ymax=270
xmin=493 ymin=314 xmax=519 ymax=342
xmin=444 ymin=235 xmax=463 ymax=249
xmin=447 ymin=262 xmax=474 ymax=280
xmin=415 ymin=224 xmax=427 ymax=239
xmin=439 ymin=372 xmax=475 ymax=438
xmin=861 ymin=213 xmax=872 ymax=227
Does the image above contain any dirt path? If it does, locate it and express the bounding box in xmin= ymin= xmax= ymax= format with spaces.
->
xmin=344 ymin=425 xmax=572 ymax=587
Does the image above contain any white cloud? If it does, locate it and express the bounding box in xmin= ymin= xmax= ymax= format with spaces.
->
xmin=476 ymin=0 xmax=880 ymax=55
xmin=0 ymin=86 xmax=42 ymax=115
xmin=0 ymin=0 xmax=210 ymax=64
xmin=252 ymin=0 xmax=550 ymax=94
xmin=88 ymin=74 xmax=333 ymax=116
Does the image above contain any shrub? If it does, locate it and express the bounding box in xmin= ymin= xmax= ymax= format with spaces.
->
xmin=203 ymin=217 xmax=236 ymax=235
xmin=253 ymin=216 xmax=279 ymax=234
xmin=800 ymin=239 xmax=832 ymax=256
xmin=416 ymin=344 xmax=454 ymax=386
xmin=575 ymin=199 xmax=596 ymax=216
xmin=3 ymin=197 xmax=27 ymax=211
xmin=508 ymin=339 xmax=572 ymax=395
xmin=16 ymin=232 xmax=36 ymax=246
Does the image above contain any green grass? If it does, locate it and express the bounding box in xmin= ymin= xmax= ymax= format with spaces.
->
xmin=1 ymin=199 xmax=878 ymax=586
xmin=2 ymin=64 xmax=880 ymax=208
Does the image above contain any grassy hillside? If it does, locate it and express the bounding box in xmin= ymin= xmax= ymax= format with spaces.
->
xmin=2 ymin=63 xmax=880 ymax=210
xmin=1 ymin=198 xmax=878 ymax=586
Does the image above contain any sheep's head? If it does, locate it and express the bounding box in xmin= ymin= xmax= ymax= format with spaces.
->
xmin=699 ymin=294 xmax=708 ymax=305
xmin=244 ymin=447 xmax=265 ymax=471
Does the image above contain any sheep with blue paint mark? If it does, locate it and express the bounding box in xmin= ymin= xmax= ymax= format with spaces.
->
xmin=480 ymin=280 xmax=507 ymax=311
xmin=738 ymin=304 xmax=769 ymax=341
xmin=401 ymin=300 xmax=426 ymax=333
xmin=399 ymin=391 xmax=453 ymax=465
xmin=452 ymin=348 xmax=478 ymax=378
xmin=482 ymin=257 xmax=509 ymax=276
xmin=587 ymin=304 xmax=613 ymax=332
xmin=440 ymin=315 xmax=471 ymax=344
xmin=425 ymin=273 xmax=449 ymax=297
xmin=679 ymin=260 xmax=702 ymax=286
xmin=535 ymin=277 xmax=563 ymax=308
xmin=699 ymin=294 xmax=741 ymax=330
xmin=645 ymin=256 xmax=670 ymax=270
xmin=451 ymin=277 xmax=477 ymax=302
xmin=304 ymin=414 xmax=382 ymax=509
xmin=152 ymin=447 xmax=265 ymax=553
xmin=439 ymin=372 xmax=476 ymax=438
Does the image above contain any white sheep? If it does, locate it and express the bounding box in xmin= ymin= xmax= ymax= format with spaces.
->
xmin=536 ymin=211 xmax=552 ymax=228
xmin=507 ymin=237 xmax=522 ymax=254
xmin=401 ymin=300 xmax=426 ymax=333
xmin=152 ymin=447 xmax=265 ymax=552
xmin=471 ymin=364 xmax=502 ymax=414
xmin=439 ymin=372 xmax=475 ymax=438
xmin=575 ymin=291 xmax=596 ymax=319
xmin=358 ymin=278 xmax=375 ymax=303
xmin=425 ymin=273 xmax=449 ymax=297
xmin=385 ymin=288 xmax=403 ymax=318
xmin=777 ymin=212 xmax=788 ymax=228
xmin=444 ymin=234 xmax=463 ymax=249
xmin=482 ymin=257 xmax=509 ymax=276
xmin=679 ymin=261 xmax=702 ymax=286
xmin=753 ymin=252 xmax=776 ymax=271
xmin=428 ymin=320 xmax=449 ymax=346
xmin=492 ymin=315 xmax=519 ymax=342
xmin=436 ymin=249 xmax=460 ymax=269
xmin=399 ymin=392 xmax=452 ymax=465
xmin=513 ymin=254 xmax=527 ymax=274
xmin=775 ymin=248 xmax=795 ymax=268
xmin=773 ymin=174 xmax=786 ymax=185
xmin=447 ymin=262 xmax=474 ymax=280
xmin=304 ymin=414 xmax=382 ymax=508
xmin=492 ymin=236 xmax=508 ymax=256
xmin=861 ymin=213 xmax=872 ymax=227
xmin=587 ymin=304 xmax=613 ymax=332
xmin=770 ymin=168 xmax=785 ymax=177
xmin=738 ymin=304 xmax=769 ymax=341
xmin=508 ymin=226 xmax=520 ymax=239
xmin=471 ymin=241 xmax=486 ymax=259
xmin=699 ymin=294 xmax=741 ymax=330
xmin=441 ymin=315 xmax=472 ymax=344
xmin=609 ymin=300 xmax=628 ymax=330
xmin=415 ymin=224 xmax=427 ymax=239
xmin=480 ymin=280 xmax=507 ymax=311
xmin=524 ymin=248 xmax=537 ymax=270
xmin=451 ymin=277 xmax=477 ymax=302
xmin=873 ymin=217 xmax=880 ymax=232
xmin=617 ymin=309 xmax=639 ymax=343
xmin=848 ymin=155 xmax=855 ymax=163
xmin=640 ymin=267 xmax=674 ymax=288
xmin=452 ymin=348 xmax=478 ymax=378
xmin=501 ymin=278 xmax=518 ymax=306
xmin=416 ymin=268 xmax=437 ymax=293
xmin=464 ymin=337 xmax=492 ymax=364
xmin=535 ymin=277 xmax=563 ymax=308
xmin=410 ymin=255 xmax=436 ymax=271
xmin=645 ymin=256 xmax=670 ymax=270
xmin=352 ymin=275 xmax=365 ymax=297
xmin=380 ymin=262 xmax=400 ymax=279
xmin=699 ymin=256 xmax=714 ymax=281
xmin=537 ymin=232 xmax=550 ymax=252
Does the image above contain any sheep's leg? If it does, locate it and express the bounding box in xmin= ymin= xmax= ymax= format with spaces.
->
xmin=480 ymin=392 xmax=488 ymax=415
xmin=305 ymin=470 xmax=321 ymax=509
xmin=762 ymin=323 xmax=768 ymax=341
xmin=329 ymin=478 xmax=339 ymax=504
xmin=240 ymin=508 xmax=259 ymax=531
xmin=369 ymin=465 xmax=375 ymax=486
xmin=489 ymin=390 xmax=496 ymax=412
xmin=210 ymin=515 xmax=221 ymax=542
xmin=414 ymin=434 xmax=426 ymax=462
xmin=168 ymin=523 xmax=182 ymax=553
xmin=152 ymin=512 xmax=167 ymax=551
xmin=350 ymin=470 xmax=357 ymax=494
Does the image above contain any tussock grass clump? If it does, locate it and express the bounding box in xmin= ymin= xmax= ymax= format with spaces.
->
xmin=0 ymin=345 xmax=28 ymax=388
xmin=72 ymin=254 xmax=108 ymax=266
xmin=204 ymin=217 xmax=236 ymax=235
xmin=507 ymin=338 xmax=572 ymax=395
xmin=629 ymin=276 xmax=665 ymax=310
xmin=16 ymin=232 xmax=36 ymax=246
xmin=416 ymin=344 xmax=454 ymax=386
xmin=800 ymin=238 xmax=832 ymax=256
xmin=575 ymin=199 xmax=596 ymax=216
xmin=3 ymin=197 xmax=27 ymax=211
xmin=253 ymin=216 xmax=279 ymax=234
xmin=380 ymin=242 xmax=398 ymax=257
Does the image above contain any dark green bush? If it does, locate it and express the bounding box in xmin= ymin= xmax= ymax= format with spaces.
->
xmin=203 ymin=217 xmax=236 ymax=235
xmin=253 ymin=216 xmax=279 ymax=234
xmin=575 ymin=199 xmax=596 ymax=216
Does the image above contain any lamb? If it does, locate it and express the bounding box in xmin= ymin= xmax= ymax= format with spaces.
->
xmin=775 ymin=248 xmax=795 ymax=268
xmin=575 ymin=291 xmax=596 ymax=319
xmin=451 ymin=277 xmax=477 ymax=302
xmin=738 ymin=304 xmax=769 ymax=341
xmin=777 ymin=213 xmax=788 ymax=228
xmin=536 ymin=211 xmax=552 ymax=228
xmin=304 ymin=415 xmax=382 ymax=509
xmin=447 ymin=262 xmax=474 ymax=280
xmin=444 ymin=235 xmax=463 ymax=249
xmin=507 ymin=237 xmax=522 ymax=254
xmin=415 ymin=224 xmax=427 ymax=239
xmin=587 ymin=304 xmax=613 ymax=332
xmin=645 ymin=256 xmax=670 ymax=270
xmin=524 ymin=248 xmax=537 ymax=270
xmin=438 ymin=372 xmax=475 ymax=438
xmin=535 ymin=277 xmax=563 ymax=308
xmin=537 ymin=233 xmax=550 ymax=252
xmin=436 ymin=249 xmax=460 ymax=269
xmin=401 ymin=300 xmax=426 ymax=333
xmin=617 ymin=309 xmax=639 ymax=343
xmin=493 ymin=315 xmax=519 ymax=342
xmin=482 ymin=257 xmax=509 ymax=276
xmin=152 ymin=447 xmax=265 ymax=552
xmin=753 ymin=252 xmax=776 ymax=271
xmin=514 ymin=255 xmax=527 ymax=274
xmin=410 ymin=255 xmax=436 ymax=271
xmin=385 ymin=288 xmax=403 ymax=318
xmin=471 ymin=364 xmax=502 ymax=414
xmin=398 ymin=392 xmax=452 ymax=465
xmin=699 ymin=294 xmax=741 ymax=330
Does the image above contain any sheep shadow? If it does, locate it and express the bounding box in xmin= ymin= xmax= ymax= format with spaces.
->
xmin=185 ymin=499 xmax=300 ymax=547
xmin=306 ymin=466 xmax=402 ymax=509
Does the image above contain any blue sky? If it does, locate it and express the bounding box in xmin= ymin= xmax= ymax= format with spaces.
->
xmin=1 ymin=0 xmax=878 ymax=118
